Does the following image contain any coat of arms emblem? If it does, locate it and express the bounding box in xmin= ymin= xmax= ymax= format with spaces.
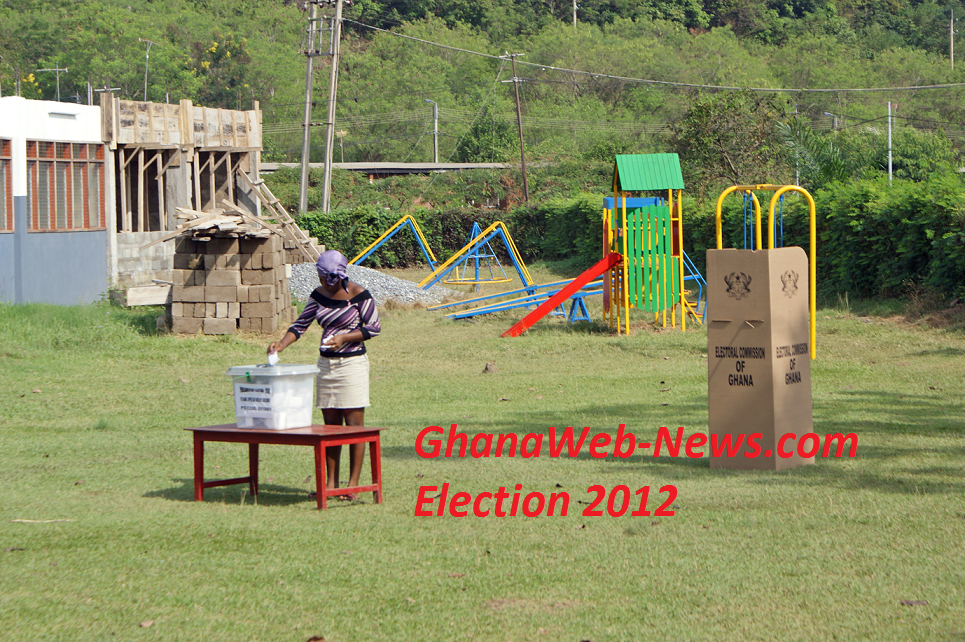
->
xmin=781 ymin=270 xmax=799 ymax=298
xmin=724 ymin=272 xmax=752 ymax=300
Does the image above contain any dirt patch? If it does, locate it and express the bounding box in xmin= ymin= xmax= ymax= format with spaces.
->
xmin=907 ymin=305 xmax=965 ymax=330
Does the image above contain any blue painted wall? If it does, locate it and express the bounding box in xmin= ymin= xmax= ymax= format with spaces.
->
xmin=0 ymin=231 xmax=12 ymax=302
xmin=1 ymin=195 xmax=108 ymax=304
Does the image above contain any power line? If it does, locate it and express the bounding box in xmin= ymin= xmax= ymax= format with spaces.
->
xmin=343 ymin=17 xmax=965 ymax=95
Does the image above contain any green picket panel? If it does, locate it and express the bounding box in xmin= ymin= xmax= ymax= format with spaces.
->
xmin=614 ymin=201 xmax=680 ymax=315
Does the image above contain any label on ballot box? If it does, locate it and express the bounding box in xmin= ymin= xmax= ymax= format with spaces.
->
xmin=226 ymin=363 xmax=319 ymax=430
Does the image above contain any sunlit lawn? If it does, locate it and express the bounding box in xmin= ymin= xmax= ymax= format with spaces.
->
xmin=1 ymin=273 xmax=963 ymax=641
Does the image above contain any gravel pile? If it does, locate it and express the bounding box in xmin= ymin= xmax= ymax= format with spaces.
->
xmin=290 ymin=261 xmax=462 ymax=307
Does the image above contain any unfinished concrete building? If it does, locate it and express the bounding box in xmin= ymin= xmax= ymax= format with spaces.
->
xmin=1 ymin=95 xmax=320 ymax=335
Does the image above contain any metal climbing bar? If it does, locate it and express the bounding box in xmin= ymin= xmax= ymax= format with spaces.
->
xmin=446 ymin=280 xmax=604 ymax=320
xmin=350 ymin=214 xmax=437 ymax=269
xmin=418 ymin=221 xmax=532 ymax=290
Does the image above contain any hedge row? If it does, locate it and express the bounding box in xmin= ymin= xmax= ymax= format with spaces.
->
xmin=688 ymin=173 xmax=965 ymax=300
xmin=296 ymin=193 xmax=603 ymax=272
xmin=298 ymin=173 xmax=965 ymax=300
xmin=815 ymin=172 xmax=965 ymax=299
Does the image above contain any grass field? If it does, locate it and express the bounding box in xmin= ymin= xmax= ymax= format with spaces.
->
xmin=2 ymin=274 xmax=964 ymax=642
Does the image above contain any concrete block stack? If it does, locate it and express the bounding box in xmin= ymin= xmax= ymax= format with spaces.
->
xmin=283 ymin=237 xmax=322 ymax=265
xmin=169 ymin=235 xmax=296 ymax=335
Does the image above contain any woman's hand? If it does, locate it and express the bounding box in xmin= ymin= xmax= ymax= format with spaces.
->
xmin=323 ymin=334 xmax=346 ymax=350
xmin=268 ymin=332 xmax=298 ymax=356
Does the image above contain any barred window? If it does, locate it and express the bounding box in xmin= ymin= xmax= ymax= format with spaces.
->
xmin=0 ymin=139 xmax=11 ymax=232
xmin=26 ymin=141 xmax=106 ymax=231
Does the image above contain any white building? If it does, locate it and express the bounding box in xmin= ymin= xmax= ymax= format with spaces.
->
xmin=0 ymin=95 xmax=262 ymax=305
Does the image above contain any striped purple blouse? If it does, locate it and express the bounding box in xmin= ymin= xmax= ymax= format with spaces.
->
xmin=288 ymin=288 xmax=381 ymax=357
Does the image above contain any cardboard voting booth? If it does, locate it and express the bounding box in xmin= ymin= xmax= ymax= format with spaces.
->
xmin=706 ymin=247 xmax=814 ymax=470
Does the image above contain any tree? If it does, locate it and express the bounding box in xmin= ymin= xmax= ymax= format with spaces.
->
xmin=670 ymin=89 xmax=791 ymax=199
xmin=776 ymin=116 xmax=856 ymax=190
xmin=453 ymin=105 xmax=519 ymax=162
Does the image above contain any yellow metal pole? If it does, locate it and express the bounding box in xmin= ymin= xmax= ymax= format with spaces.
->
xmin=768 ymin=186 xmax=817 ymax=359
xmin=751 ymin=192 xmax=763 ymax=250
xmin=678 ymin=190 xmax=685 ymax=331
xmin=662 ymin=189 xmax=670 ymax=328
xmin=410 ymin=216 xmax=438 ymax=264
xmin=612 ymin=172 xmax=620 ymax=333
xmin=622 ymin=191 xmax=630 ymax=335
xmin=715 ymin=186 xmax=742 ymax=249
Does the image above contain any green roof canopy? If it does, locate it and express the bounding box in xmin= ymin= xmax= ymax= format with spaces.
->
xmin=613 ymin=153 xmax=685 ymax=192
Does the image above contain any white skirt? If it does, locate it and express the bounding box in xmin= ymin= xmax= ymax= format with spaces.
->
xmin=316 ymin=354 xmax=370 ymax=409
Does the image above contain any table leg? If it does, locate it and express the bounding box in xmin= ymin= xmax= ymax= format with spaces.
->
xmin=193 ymin=433 xmax=204 ymax=501
xmin=314 ymin=442 xmax=326 ymax=510
xmin=370 ymin=435 xmax=383 ymax=504
xmin=249 ymin=443 xmax=259 ymax=496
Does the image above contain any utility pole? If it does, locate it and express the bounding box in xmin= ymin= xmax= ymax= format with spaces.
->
xmin=95 ymin=85 xmax=121 ymax=96
xmin=424 ymin=98 xmax=438 ymax=163
xmin=37 ymin=66 xmax=68 ymax=102
xmin=321 ymin=0 xmax=344 ymax=215
xmin=888 ymin=102 xmax=893 ymax=186
xmin=501 ymin=53 xmax=529 ymax=202
xmin=573 ymin=0 xmax=577 ymax=28
xmin=138 ymin=38 xmax=159 ymax=101
xmin=952 ymin=9 xmax=956 ymax=71
xmin=299 ymin=1 xmax=321 ymax=214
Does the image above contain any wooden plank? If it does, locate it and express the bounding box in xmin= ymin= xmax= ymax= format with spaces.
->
xmin=138 ymin=148 xmax=145 ymax=231
xmin=208 ymin=152 xmax=216 ymax=210
xmin=124 ymin=284 xmax=172 ymax=307
xmin=100 ymin=92 xmax=112 ymax=147
xmin=179 ymin=99 xmax=194 ymax=152
xmin=211 ymin=152 xmax=229 ymax=172
xmin=226 ymin=153 xmax=234 ymax=203
xmin=140 ymin=212 xmax=223 ymax=250
xmin=156 ymin=151 xmax=165 ymax=231
xmin=252 ymin=101 xmax=261 ymax=148
xmin=176 ymin=206 xmax=224 ymax=219
xmin=121 ymin=149 xmax=137 ymax=170
xmin=119 ymin=148 xmax=129 ymax=231
xmin=193 ymin=150 xmax=202 ymax=211
xmin=124 ymin=153 xmax=133 ymax=232
xmin=160 ymin=148 xmax=180 ymax=174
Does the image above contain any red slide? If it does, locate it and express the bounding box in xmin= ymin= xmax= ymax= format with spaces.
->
xmin=502 ymin=252 xmax=622 ymax=337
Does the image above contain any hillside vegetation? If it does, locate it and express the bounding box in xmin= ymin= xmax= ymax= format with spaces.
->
xmin=5 ymin=1 xmax=965 ymax=163
xmin=5 ymin=1 xmax=965 ymax=299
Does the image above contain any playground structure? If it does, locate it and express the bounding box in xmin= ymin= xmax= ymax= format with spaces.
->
xmin=440 ymin=222 xmax=513 ymax=286
xmin=356 ymin=154 xmax=713 ymax=337
xmin=351 ymin=213 xmax=530 ymax=289
xmin=603 ymin=154 xmax=705 ymax=336
xmin=715 ymin=184 xmax=817 ymax=359
xmin=418 ymin=221 xmax=533 ymax=290
xmin=351 ymin=214 xmax=438 ymax=270
xmin=428 ymin=154 xmax=711 ymax=337
xmin=502 ymin=253 xmax=621 ymax=337
xmin=430 ymin=276 xmax=602 ymax=323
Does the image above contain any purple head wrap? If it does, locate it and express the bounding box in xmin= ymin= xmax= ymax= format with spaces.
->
xmin=316 ymin=250 xmax=349 ymax=291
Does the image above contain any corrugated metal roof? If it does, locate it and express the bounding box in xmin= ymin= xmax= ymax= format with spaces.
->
xmin=613 ymin=153 xmax=685 ymax=191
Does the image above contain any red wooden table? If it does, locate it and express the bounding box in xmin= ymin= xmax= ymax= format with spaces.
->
xmin=185 ymin=424 xmax=386 ymax=510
